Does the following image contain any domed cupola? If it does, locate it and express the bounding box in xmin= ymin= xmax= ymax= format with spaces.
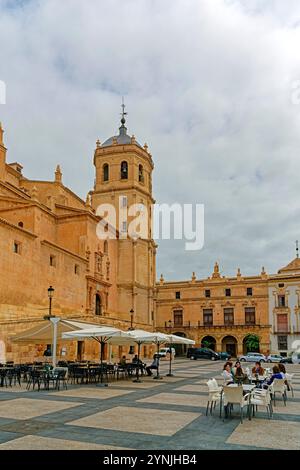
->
xmin=101 ymin=102 xmax=142 ymax=148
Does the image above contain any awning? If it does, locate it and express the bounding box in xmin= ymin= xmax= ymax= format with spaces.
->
xmin=10 ymin=319 xmax=109 ymax=344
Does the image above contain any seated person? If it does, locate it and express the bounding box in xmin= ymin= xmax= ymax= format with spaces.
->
xmin=232 ymin=361 xmax=247 ymax=383
xmin=264 ymin=365 xmax=284 ymax=386
xmin=119 ymin=355 xmax=127 ymax=367
xmin=146 ymin=355 xmax=159 ymax=376
xmin=224 ymin=360 xmax=234 ymax=374
xmin=222 ymin=363 xmax=234 ymax=384
xmin=132 ymin=354 xmax=146 ymax=370
xmin=252 ymin=361 xmax=265 ymax=376
xmin=278 ymin=362 xmax=290 ymax=390
xmin=132 ymin=354 xmax=142 ymax=364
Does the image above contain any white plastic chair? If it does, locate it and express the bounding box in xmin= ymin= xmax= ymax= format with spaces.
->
xmin=270 ymin=379 xmax=287 ymax=406
xmin=250 ymin=386 xmax=273 ymax=419
xmin=206 ymin=379 xmax=222 ymax=416
xmin=285 ymin=373 xmax=294 ymax=397
xmin=222 ymin=385 xmax=251 ymax=423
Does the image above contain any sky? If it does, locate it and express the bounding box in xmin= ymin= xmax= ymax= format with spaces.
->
xmin=1 ymin=0 xmax=300 ymax=281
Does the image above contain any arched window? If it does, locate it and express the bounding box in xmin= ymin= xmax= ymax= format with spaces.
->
xmin=138 ymin=164 xmax=144 ymax=183
xmin=120 ymin=161 xmax=128 ymax=179
xmin=103 ymin=164 xmax=109 ymax=182
xmin=95 ymin=294 xmax=102 ymax=316
xmin=18 ymin=221 xmax=24 ymax=228
xmin=104 ymin=240 xmax=108 ymax=254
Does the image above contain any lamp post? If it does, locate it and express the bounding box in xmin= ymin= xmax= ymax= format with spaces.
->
xmin=166 ymin=320 xmax=174 ymax=377
xmin=48 ymin=286 xmax=54 ymax=317
xmin=45 ymin=286 xmax=60 ymax=368
xmin=129 ymin=308 xmax=134 ymax=331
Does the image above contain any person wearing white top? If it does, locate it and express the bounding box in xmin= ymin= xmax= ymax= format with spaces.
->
xmin=222 ymin=364 xmax=234 ymax=384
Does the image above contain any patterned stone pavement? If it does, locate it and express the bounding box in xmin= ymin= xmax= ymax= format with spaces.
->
xmin=0 ymin=359 xmax=299 ymax=450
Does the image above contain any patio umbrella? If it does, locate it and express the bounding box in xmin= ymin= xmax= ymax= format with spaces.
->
xmin=10 ymin=319 xmax=106 ymax=367
xmin=62 ymin=326 xmax=132 ymax=386
xmin=164 ymin=334 xmax=195 ymax=377
xmin=127 ymin=330 xmax=169 ymax=380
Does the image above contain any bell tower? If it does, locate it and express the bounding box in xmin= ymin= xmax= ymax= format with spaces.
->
xmin=91 ymin=104 xmax=156 ymax=327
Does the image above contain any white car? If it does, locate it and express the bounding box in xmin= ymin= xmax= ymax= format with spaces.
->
xmin=266 ymin=354 xmax=283 ymax=363
xmin=157 ymin=347 xmax=176 ymax=357
xmin=239 ymin=352 xmax=266 ymax=362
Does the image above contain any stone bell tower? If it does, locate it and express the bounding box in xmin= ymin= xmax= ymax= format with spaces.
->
xmin=91 ymin=104 xmax=156 ymax=327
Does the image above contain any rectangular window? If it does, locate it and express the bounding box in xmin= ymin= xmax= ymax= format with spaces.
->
xmin=203 ymin=308 xmax=213 ymax=326
xmin=278 ymin=295 xmax=286 ymax=307
xmin=205 ymin=289 xmax=211 ymax=298
xmin=175 ymin=291 xmax=181 ymax=299
xmin=224 ymin=308 xmax=234 ymax=325
xmin=13 ymin=241 xmax=21 ymax=254
xmin=278 ymin=335 xmax=288 ymax=350
xmin=74 ymin=264 xmax=79 ymax=275
xmin=225 ymin=288 xmax=231 ymax=297
xmin=49 ymin=255 xmax=56 ymax=267
xmin=173 ymin=310 xmax=183 ymax=327
xmin=121 ymin=196 xmax=127 ymax=208
xmin=247 ymin=287 xmax=253 ymax=296
xmin=121 ymin=221 xmax=127 ymax=232
xmin=245 ymin=307 xmax=255 ymax=325
xmin=277 ymin=314 xmax=288 ymax=333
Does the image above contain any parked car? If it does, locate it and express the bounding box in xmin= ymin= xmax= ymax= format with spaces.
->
xmin=187 ymin=348 xmax=220 ymax=361
xmin=217 ymin=351 xmax=231 ymax=360
xmin=238 ymin=352 xmax=266 ymax=363
xmin=280 ymin=356 xmax=293 ymax=364
xmin=266 ymin=354 xmax=283 ymax=363
xmin=280 ymin=353 xmax=300 ymax=364
xmin=157 ymin=347 xmax=176 ymax=358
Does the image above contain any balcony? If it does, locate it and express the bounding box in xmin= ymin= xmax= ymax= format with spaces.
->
xmin=161 ymin=321 xmax=270 ymax=330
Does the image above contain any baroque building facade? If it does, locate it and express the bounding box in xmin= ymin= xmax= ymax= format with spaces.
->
xmin=0 ymin=116 xmax=156 ymax=363
xmin=0 ymin=114 xmax=299 ymax=362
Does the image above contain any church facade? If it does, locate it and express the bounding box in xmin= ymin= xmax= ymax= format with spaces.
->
xmin=0 ymin=116 xmax=156 ymax=363
xmin=0 ymin=115 xmax=299 ymax=362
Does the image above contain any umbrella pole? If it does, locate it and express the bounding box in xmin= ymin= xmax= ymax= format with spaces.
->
xmin=153 ymin=342 xmax=163 ymax=380
xmin=133 ymin=342 xmax=142 ymax=383
xmin=166 ymin=343 xmax=174 ymax=377
xmin=97 ymin=338 xmax=108 ymax=387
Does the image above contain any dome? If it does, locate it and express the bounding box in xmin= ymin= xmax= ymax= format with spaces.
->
xmin=101 ymin=119 xmax=142 ymax=148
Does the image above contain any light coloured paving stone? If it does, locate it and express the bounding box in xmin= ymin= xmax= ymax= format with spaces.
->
xmin=175 ymin=384 xmax=208 ymax=393
xmin=161 ymin=376 xmax=188 ymax=382
xmin=138 ymin=392 xmax=209 ymax=407
xmin=0 ymin=435 xmax=131 ymax=450
xmin=51 ymin=388 xmax=133 ymax=399
xmin=68 ymin=406 xmax=200 ymax=436
xmin=172 ymin=373 xmax=201 ymax=378
xmin=0 ymin=386 xmax=28 ymax=393
xmin=0 ymin=398 xmax=83 ymax=420
xmin=195 ymin=379 xmax=222 ymax=385
xmin=227 ymin=419 xmax=300 ymax=450
xmin=272 ymin=401 xmax=300 ymax=415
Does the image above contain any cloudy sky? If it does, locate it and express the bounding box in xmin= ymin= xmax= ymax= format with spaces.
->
xmin=1 ymin=0 xmax=300 ymax=281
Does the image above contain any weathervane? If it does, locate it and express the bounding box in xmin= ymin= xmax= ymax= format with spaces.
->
xmin=120 ymin=96 xmax=127 ymax=124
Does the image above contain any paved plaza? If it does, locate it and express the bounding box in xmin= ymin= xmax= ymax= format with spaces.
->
xmin=0 ymin=359 xmax=299 ymax=450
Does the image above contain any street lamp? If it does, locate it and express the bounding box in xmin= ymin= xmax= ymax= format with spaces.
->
xmin=48 ymin=286 xmax=54 ymax=317
xmin=129 ymin=308 xmax=134 ymax=331
xmin=45 ymin=286 xmax=60 ymax=368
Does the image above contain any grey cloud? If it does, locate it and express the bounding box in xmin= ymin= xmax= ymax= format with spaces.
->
xmin=0 ymin=0 xmax=300 ymax=280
